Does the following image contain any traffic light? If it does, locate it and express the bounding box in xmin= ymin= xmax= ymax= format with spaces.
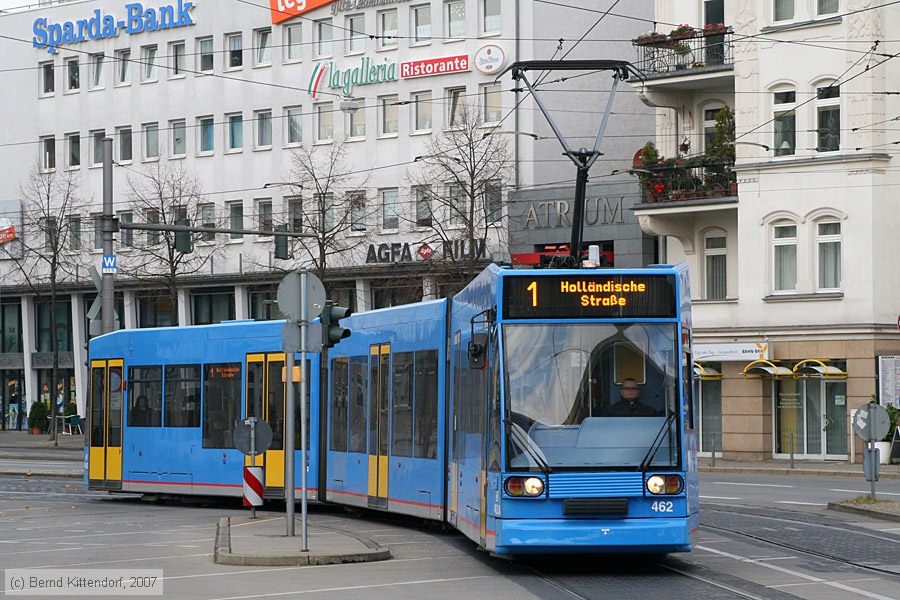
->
xmin=274 ymin=224 xmax=290 ymax=260
xmin=174 ymin=218 xmax=192 ymax=254
xmin=320 ymin=300 xmax=351 ymax=348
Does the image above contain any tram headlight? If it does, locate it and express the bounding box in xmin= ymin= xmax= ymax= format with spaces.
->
xmin=646 ymin=474 xmax=684 ymax=495
xmin=523 ymin=477 xmax=544 ymax=496
xmin=505 ymin=477 xmax=545 ymax=497
xmin=646 ymin=475 xmax=666 ymax=495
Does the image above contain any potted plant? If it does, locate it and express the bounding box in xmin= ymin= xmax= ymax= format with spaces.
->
xmin=634 ymin=32 xmax=667 ymax=46
xmin=28 ymin=401 xmax=49 ymax=435
xmin=691 ymin=61 xmax=706 ymax=68
xmin=877 ymin=404 xmax=899 ymax=464
xmin=670 ymin=24 xmax=695 ymax=40
xmin=703 ymin=22 xmax=730 ymax=36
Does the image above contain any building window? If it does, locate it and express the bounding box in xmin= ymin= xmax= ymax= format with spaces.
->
xmin=65 ymin=57 xmax=79 ymax=91
xmin=255 ymin=28 xmax=272 ymax=66
xmin=35 ymin=299 xmax=72 ymax=352
xmin=381 ymin=189 xmax=399 ymax=230
xmin=66 ymin=133 xmax=80 ymax=168
xmin=91 ymin=130 xmax=105 ymax=165
xmin=286 ymin=107 xmax=302 ymax=145
xmin=447 ymin=87 xmax=465 ymax=128
xmin=377 ymin=9 xmax=398 ymax=49
xmin=145 ymin=209 xmax=160 ymax=246
xmin=164 ymin=365 xmax=201 ymax=427
xmin=119 ymin=211 xmax=133 ymax=247
xmin=141 ymin=45 xmax=158 ymax=81
xmin=68 ymin=215 xmax=81 ymax=251
xmin=287 ymin=196 xmax=304 ymax=232
xmin=448 ymin=184 xmax=465 ymax=226
xmin=446 ymin=0 xmax=465 ymax=38
xmin=350 ymin=192 xmax=366 ymax=232
xmin=316 ymin=193 xmax=336 ymax=232
xmin=774 ymin=0 xmax=794 ymax=21
xmin=227 ymin=33 xmax=243 ymax=68
xmin=255 ymin=110 xmax=273 ymax=149
xmin=115 ymin=49 xmax=131 ymax=84
xmin=137 ymin=293 xmax=176 ymax=328
xmin=170 ymin=41 xmax=186 ymax=76
xmin=703 ymin=106 xmax=725 ymax=150
xmin=315 ymin=19 xmax=333 ymax=57
xmin=818 ymin=0 xmax=839 ymax=15
xmin=199 ymin=204 xmax=216 ymax=242
xmin=285 ymin=24 xmax=302 ymax=61
xmin=228 ymin=201 xmax=243 ymax=239
xmin=411 ymin=91 xmax=433 ymax=132
xmin=816 ymin=84 xmax=840 ymax=152
xmin=415 ymin=186 xmax=432 ymax=227
xmin=117 ymin=127 xmax=132 ymax=163
xmin=816 ymin=221 xmax=841 ymax=290
xmin=198 ymin=37 xmax=214 ymax=72
xmin=41 ymin=136 xmax=56 ymax=171
xmin=142 ymin=123 xmax=159 ymax=160
xmin=348 ymin=108 xmax=366 ymax=139
xmin=346 ymin=14 xmax=365 ymax=53
xmin=484 ymin=180 xmax=501 ymax=224
xmin=89 ymin=53 xmax=104 ymax=89
xmin=481 ymin=83 xmax=502 ymax=123
xmin=198 ymin=116 xmax=215 ymax=154
xmin=773 ymin=90 xmax=796 ymax=156
xmin=40 ymin=61 xmax=55 ymax=95
xmin=248 ymin=287 xmax=284 ymax=320
xmin=704 ymin=234 xmax=727 ymax=299
xmin=315 ymin=102 xmax=334 ymax=142
xmin=412 ymin=4 xmax=431 ymax=43
xmin=171 ymin=120 xmax=186 ymax=157
xmin=227 ymin=113 xmax=243 ymax=151
xmin=257 ymin=199 xmax=273 ymax=234
xmin=773 ymin=222 xmax=797 ymax=292
xmin=379 ymin=95 xmax=399 ymax=136
xmin=192 ymin=289 xmax=235 ymax=325
xmin=0 ymin=301 xmax=23 ymax=354
xmin=482 ymin=0 xmax=501 ymax=34
xmin=42 ymin=217 xmax=58 ymax=252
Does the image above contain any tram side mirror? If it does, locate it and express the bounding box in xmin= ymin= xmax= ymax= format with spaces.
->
xmin=468 ymin=333 xmax=488 ymax=369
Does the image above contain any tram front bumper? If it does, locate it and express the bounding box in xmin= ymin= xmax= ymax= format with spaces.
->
xmin=494 ymin=517 xmax=693 ymax=554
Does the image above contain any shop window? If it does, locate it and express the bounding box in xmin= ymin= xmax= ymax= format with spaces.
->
xmin=1 ymin=302 xmax=23 ymax=353
xmin=202 ymin=363 xmax=241 ymax=447
xmin=164 ymin=365 xmax=201 ymax=427
xmin=193 ymin=289 xmax=235 ymax=325
xmin=137 ymin=293 xmax=176 ymax=328
xmin=128 ymin=366 xmax=162 ymax=427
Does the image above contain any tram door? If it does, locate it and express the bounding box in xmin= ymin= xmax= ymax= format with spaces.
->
xmin=245 ymin=353 xmax=287 ymax=489
xmin=367 ymin=344 xmax=390 ymax=509
xmin=88 ymin=359 xmax=124 ymax=490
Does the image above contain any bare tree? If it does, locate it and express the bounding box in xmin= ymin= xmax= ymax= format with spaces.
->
xmin=0 ymin=166 xmax=87 ymax=444
xmin=120 ymin=163 xmax=225 ymax=323
xmin=277 ymin=141 xmax=373 ymax=285
xmin=408 ymin=101 xmax=512 ymax=284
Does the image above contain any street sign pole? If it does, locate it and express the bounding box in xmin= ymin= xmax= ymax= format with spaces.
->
xmin=869 ymin=410 xmax=877 ymax=501
xmin=249 ymin=417 xmax=257 ymax=519
xmin=300 ymin=269 xmax=309 ymax=552
xmin=285 ymin=339 xmax=296 ymax=536
xmin=101 ymin=138 xmax=115 ymax=335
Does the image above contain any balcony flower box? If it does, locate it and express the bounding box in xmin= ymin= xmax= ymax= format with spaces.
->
xmin=669 ymin=24 xmax=696 ymax=40
xmin=634 ymin=32 xmax=668 ymax=46
xmin=703 ymin=23 xmax=731 ymax=36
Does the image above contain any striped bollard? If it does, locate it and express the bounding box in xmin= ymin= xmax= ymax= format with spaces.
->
xmin=243 ymin=466 xmax=263 ymax=518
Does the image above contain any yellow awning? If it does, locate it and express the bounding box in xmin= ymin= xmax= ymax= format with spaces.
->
xmin=693 ymin=362 xmax=722 ymax=380
xmin=792 ymin=359 xmax=847 ymax=378
xmin=742 ymin=360 xmax=793 ymax=378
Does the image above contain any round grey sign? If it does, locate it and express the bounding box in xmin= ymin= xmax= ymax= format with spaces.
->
xmin=852 ymin=402 xmax=891 ymax=442
xmin=276 ymin=271 xmax=327 ymax=322
xmin=232 ymin=419 xmax=274 ymax=455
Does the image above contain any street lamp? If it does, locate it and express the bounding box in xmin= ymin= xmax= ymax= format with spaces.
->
xmin=264 ymin=182 xmax=303 ymax=189
xmin=414 ymin=154 xmax=462 ymax=164
xmin=482 ymin=130 xmax=540 ymax=140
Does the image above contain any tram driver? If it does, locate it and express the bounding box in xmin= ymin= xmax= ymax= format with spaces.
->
xmin=603 ymin=378 xmax=659 ymax=417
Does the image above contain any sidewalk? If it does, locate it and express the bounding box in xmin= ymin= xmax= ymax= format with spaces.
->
xmin=0 ymin=431 xmax=84 ymax=478
xmin=214 ymin=515 xmax=391 ymax=567
xmin=0 ymin=431 xmax=85 ymax=451
xmin=699 ymin=456 xmax=900 ymax=479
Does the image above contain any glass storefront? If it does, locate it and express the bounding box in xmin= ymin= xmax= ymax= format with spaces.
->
xmin=1 ymin=371 xmax=25 ymax=431
xmin=694 ymin=363 xmax=722 ymax=454
xmin=774 ymin=365 xmax=848 ymax=459
xmin=37 ymin=369 xmax=77 ymax=417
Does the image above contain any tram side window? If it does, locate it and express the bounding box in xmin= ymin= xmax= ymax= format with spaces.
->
xmin=90 ymin=366 xmax=105 ymax=447
xmin=391 ymin=352 xmax=414 ymax=457
xmin=127 ymin=366 xmax=162 ymax=427
xmin=203 ymin=363 xmax=241 ymax=448
xmin=414 ymin=349 xmax=438 ymax=459
xmin=164 ymin=365 xmax=201 ymax=427
xmin=330 ymin=357 xmax=349 ymax=452
xmin=348 ymin=355 xmax=367 ymax=453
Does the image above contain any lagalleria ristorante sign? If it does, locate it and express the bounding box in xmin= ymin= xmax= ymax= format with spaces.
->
xmin=308 ymin=55 xmax=469 ymax=97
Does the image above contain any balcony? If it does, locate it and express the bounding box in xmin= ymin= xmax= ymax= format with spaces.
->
xmin=632 ymin=27 xmax=734 ymax=91
xmin=634 ymin=155 xmax=737 ymax=205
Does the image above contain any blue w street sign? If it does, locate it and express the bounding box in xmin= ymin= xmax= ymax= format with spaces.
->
xmin=101 ymin=255 xmax=117 ymax=274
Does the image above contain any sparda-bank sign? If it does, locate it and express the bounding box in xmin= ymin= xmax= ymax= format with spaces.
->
xmin=33 ymin=1 xmax=195 ymax=55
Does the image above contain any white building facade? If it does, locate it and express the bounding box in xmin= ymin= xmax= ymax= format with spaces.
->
xmin=631 ymin=0 xmax=900 ymax=461
xmin=0 ymin=0 xmax=655 ymax=425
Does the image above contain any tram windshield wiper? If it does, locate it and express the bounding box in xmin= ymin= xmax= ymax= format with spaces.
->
xmin=505 ymin=419 xmax=552 ymax=474
xmin=638 ymin=413 xmax=676 ymax=472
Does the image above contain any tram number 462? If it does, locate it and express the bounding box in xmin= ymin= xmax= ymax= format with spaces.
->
xmin=651 ymin=500 xmax=674 ymax=513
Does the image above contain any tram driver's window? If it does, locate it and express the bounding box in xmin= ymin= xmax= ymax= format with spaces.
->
xmin=127 ymin=366 xmax=162 ymax=427
xmin=202 ymin=363 xmax=241 ymax=448
xmin=164 ymin=365 xmax=201 ymax=427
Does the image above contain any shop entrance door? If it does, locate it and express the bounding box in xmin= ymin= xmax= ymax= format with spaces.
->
xmin=775 ymin=378 xmax=848 ymax=459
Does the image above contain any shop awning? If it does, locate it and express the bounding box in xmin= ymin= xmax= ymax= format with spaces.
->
xmin=693 ymin=362 xmax=722 ymax=380
xmin=742 ymin=360 xmax=793 ymax=378
xmin=792 ymin=359 xmax=847 ymax=378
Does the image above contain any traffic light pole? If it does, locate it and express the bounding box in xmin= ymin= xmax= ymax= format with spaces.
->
xmin=101 ymin=138 xmax=115 ymax=335
xmin=299 ymin=270 xmax=309 ymax=551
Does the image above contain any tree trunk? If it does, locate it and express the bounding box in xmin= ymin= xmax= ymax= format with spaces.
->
xmin=49 ymin=285 xmax=59 ymax=446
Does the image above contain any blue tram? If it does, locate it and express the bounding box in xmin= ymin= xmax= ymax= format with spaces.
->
xmin=87 ymin=263 xmax=698 ymax=554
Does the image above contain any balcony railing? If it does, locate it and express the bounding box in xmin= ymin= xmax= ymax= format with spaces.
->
xmin=633 ymin=30 xmax=734 ymax=76
xmin=636 ymin=156 xmax=737 ymax=203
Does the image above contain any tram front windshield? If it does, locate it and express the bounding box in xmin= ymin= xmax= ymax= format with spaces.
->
xmin=504 ymin=323 xmax=680 ymax=471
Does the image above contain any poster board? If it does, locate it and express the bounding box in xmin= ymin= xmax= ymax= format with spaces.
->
xmin=878 ymin=355 xmax=900 ymax=408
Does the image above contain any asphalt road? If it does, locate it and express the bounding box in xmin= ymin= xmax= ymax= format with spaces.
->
xmin=0 ymin=474 xmax=897 ymax=599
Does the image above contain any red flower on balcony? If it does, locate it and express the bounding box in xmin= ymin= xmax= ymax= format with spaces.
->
xmin=669 ymin=24 xmax=696 ymax=39
xmin=703 ymin=22 xmax=730 ymax=35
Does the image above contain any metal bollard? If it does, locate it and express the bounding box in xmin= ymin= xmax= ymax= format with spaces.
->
xmin=789 ymin=432 xmax=795 ymax=469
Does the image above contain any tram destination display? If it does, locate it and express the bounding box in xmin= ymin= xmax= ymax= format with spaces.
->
xmin=503 ymin=274 xmax=677 ymax=319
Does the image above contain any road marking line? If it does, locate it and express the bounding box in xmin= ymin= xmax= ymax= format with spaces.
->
xmin=231 ymin=517 xmax=281 ymax=528
xmin=0 ymin=490 xmax=110 ymax=497
xmin=28 ymin=552 xmax=213 ymax=569
xmin=697 ymin=544 xmax=897 ymax=600
xmin=776 ymin=501 xmax=827 ymax=507
xmin=830 ymin=489 xmax=900 ymax=497
xmin=754 ymin=556 xmax=798 ymax=561
xmin=381 ymin=541 xmax=434 ymax=545
xmin=202 ymin=575 xmax=496 ymax=600
xmin=770 ymin=578 xmax=880 ymax=589
xmin=711 ymin=482 xmax=794 ymax=488
xmin=700 ymin=496 xmax=741 ymax=500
